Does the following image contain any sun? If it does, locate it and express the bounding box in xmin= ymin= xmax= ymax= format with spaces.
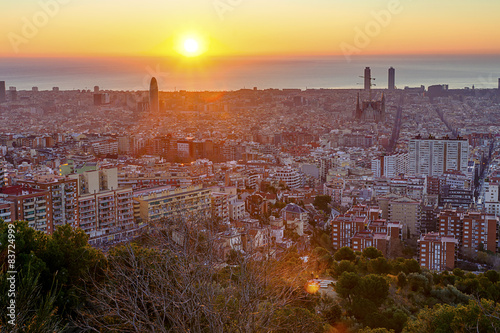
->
xmin=173 ymin=33 xmax=208 ymax=57
xmin=183 ymin=38 xmax=200 ymax=55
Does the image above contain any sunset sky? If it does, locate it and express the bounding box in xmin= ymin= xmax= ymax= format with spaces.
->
xmin=1 ymin=0 xmax=500 ymax=58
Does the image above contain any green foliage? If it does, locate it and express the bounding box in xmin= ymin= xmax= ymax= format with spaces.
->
xmin=364 ymin=308 xmax=407 ymax=333
xmin=403 ymin=259 xmax=421 ymax=274
xmin=332 ymin=260 xmax=357 ymax=278
xmin=439 ymin=271 xmax=456 ymax=286
xmin=404 ymin=299 xmax=500 ymax=333
xmin=408 ymin=273 xmax=430 ymax=293
xmin=452 ymin=268 xmax=465 ymax=278
xmin=358 ymin=328 xmax=395 ymax=333
xmin=323 ymin=303 xmax=342 ymax=325
xmin=335 ymin=272 xmax=360 ymax=303
xmin=430 ymin=285 xmax=470 ymax=305
xmin=367 ymin=257 xmax=391 ymax=275
xmin=334 ymin=246 xmax=356 ymax=261
xmin=336 ymin=272 xmax=389 ymax=316
xmin=484 ymin=270 xmax=500 ymax=283
xmin=313 ymin=195 xmax=332 ymax=214
xmin=0 ymin=221 xmax=105 ymax=328
xmin=352 ymin=297 xmax=378 ymax=321
xmin=0 ymin=265 xmax=64 ymax=332
xmin=359 ymin=274 xmax=389 ymax=306
xmin=397 ymin=272 xmax=407 ymax=289
xmin=363 ymin=246 xmax=383 ymax=259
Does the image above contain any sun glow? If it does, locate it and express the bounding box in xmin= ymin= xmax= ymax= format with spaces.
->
xmin=175 ymin=35 xmax=207 ymax=57
xmin=184 ymin=39 xmax=199 ymax=54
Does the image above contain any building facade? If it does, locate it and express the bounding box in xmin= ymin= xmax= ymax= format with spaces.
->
xmin=133 ymin=185 xmax=211 ymax=223
xmin=418 ymin=232 xmax=458 ymax=271
xmin=408 ymin=136 xmax=469 ymax=176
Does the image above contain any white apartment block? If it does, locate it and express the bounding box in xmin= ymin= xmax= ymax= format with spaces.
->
xmin=408 ymin=137 xmax=469 ymax=176
xmin=275 ymin=167 xmax=303 ymax=189
xmin=371 ymin=153 xmax=408 ymax=178
xmin=484 ymin=182 xmax=500 ymax=216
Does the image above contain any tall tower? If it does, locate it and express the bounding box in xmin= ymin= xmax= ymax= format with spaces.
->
xmin=0 ymin=81 xmax=5 ymax=102
xmin=149 ymin=77 xmax=159 ymax=113
xmin=388 ymin=67 xmax=395 ymax=90
xmin=9 ymin=87 xmax=17 ymax=102
xmin=364 ymin=67 xmax=371 ymax=90
xmin=498 ymin=78 xmax=500 ymax=90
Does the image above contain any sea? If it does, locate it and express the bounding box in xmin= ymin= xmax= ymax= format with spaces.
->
xmin=1 ymin=55 xmax=499 ymax=92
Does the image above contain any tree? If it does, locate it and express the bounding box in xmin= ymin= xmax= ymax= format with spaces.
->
xmin=323 ymin=303 xmax=342 ymax=325
xmin=77 ymin=218 xmax=318 ymax=332
xmin=332 ymin=260 xmax=356 ymax=278
xmin=367 ymin=257 xmax=392 ymax=275
xmin=484 ymin=270 xmax=500 ymax=283
xmin=403 ymin=299 xmax=500 ymax=333
xmin=41 ymin=224 xmax=105 ymax=315
xmin=334 ymin=247 xmax=356 ymax=261
xmin=335 ymin=272 xmax=361 ymax=305
xmin=0 ymin=221 xmax=104 ymax=329
xmin=363 ymin=246 xmax=383 ymax=259
xmin=359 ymin=274 xmax=389 ymax=306
xmin=313 ymin=195 xmax=332 ymax=214
xmin=0 ymin=265 xmax=64 ymax=332
xmin=403 ymin=259 xmax=421 ymax=274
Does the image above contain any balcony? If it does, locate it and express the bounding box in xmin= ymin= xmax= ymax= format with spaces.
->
xmin=99 ymin=198 xmax=115 ymax=204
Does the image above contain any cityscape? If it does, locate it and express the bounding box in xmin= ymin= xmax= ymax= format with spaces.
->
xmin=2 ymin=0 xmax=500 ymax=332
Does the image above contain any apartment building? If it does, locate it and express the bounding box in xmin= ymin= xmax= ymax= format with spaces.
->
xmin=0 ymin=198 xmax=14 ymax=223
xmin=418 ymin=232 xmax=458 ymax=271
xmin=0 ymin=185 xmax=51 ymax=233
xmin=133 ymin=184 xmax=211 ymax=223
xmin=70 ymin=168 xmax=135 ymax=241
xmin=331 ymin=204 xmax=402 ymax=255
xmin=17 ymin=177 xmax=78 ymax=229
xmin=408 ymin=136 xmax=469 ymax=176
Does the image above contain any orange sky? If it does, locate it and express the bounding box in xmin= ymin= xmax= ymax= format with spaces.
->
xmin=1 ymin=0 xmax=500 ymax=58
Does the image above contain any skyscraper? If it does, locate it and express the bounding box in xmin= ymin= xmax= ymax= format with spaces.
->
xmin=0 ymin=81 xmax=5 ymax=102
xmin=149 ymin=77 xmax=159 ymax=113
xmin=388 ymin=67 xmax=395 ymax=90
xmin=9 ymin=87 xmax=17 ymax=102
xmin=364 ymin=67 xmax=371 ymax=90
